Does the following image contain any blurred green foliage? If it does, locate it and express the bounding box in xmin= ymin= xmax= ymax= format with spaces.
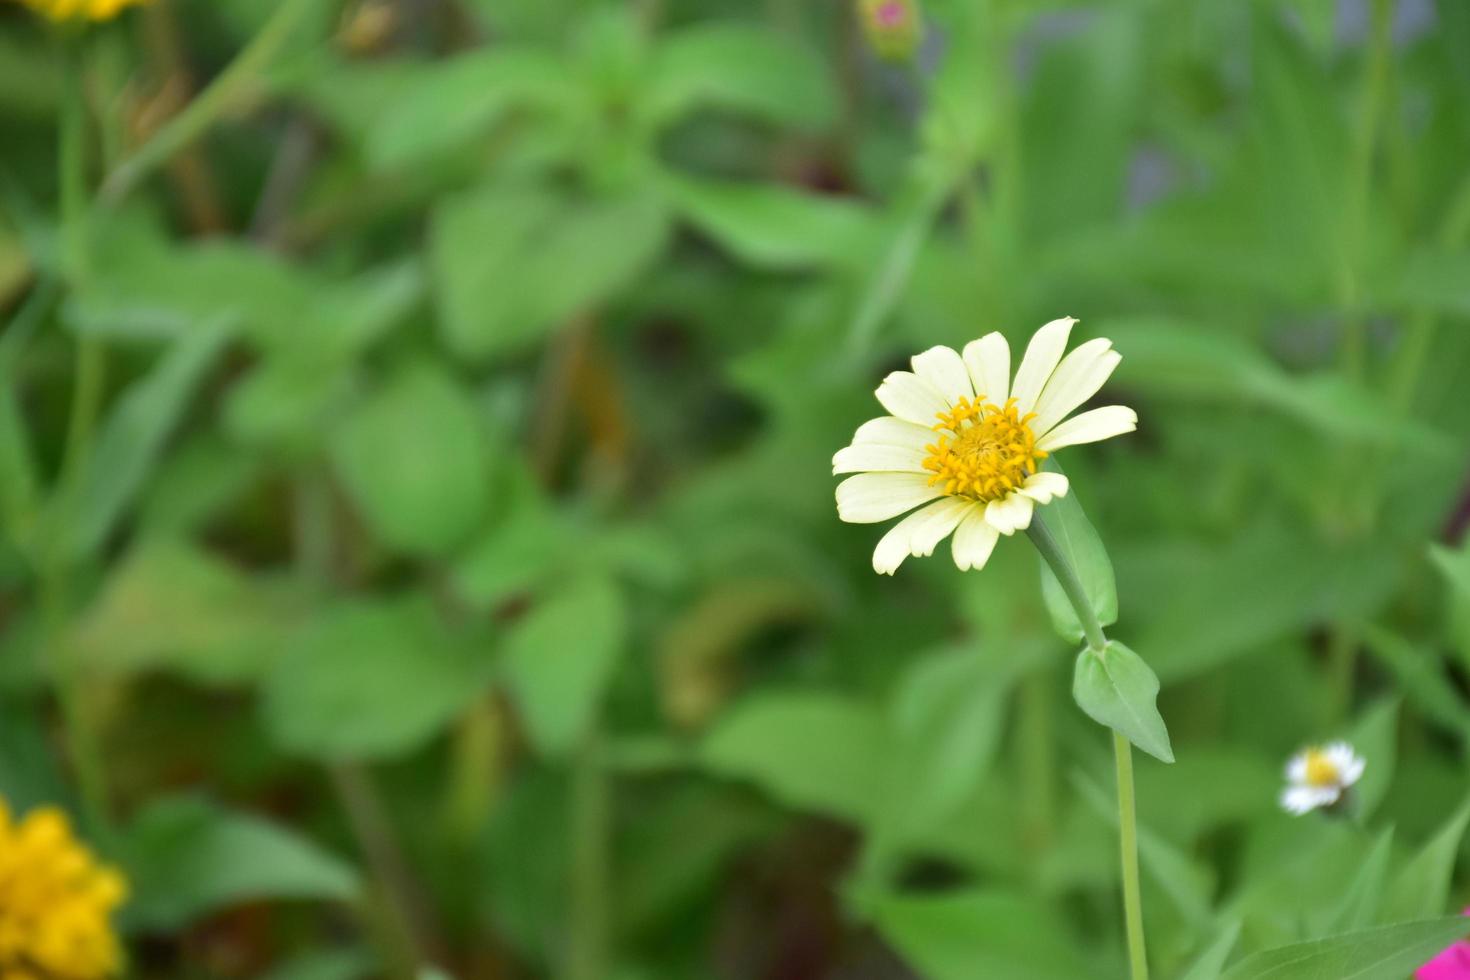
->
xmin=2 ymin=0 xmax=1470 ymax=977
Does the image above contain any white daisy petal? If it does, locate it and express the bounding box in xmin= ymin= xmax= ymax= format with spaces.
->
xmin=1286 ymin=752 xmax=1309 ymax=784
xmin=1017 ymin=470 xmax=1069 ymax=505
xmin=832 ymin=443 xmax=928 ymax=475
xmin=836 ymin=472 xmax=943 ymax=524
xmin=875 ymin=371 xmax=949 ymax=426
xmin=983 ymin=491 xmax=1034 ymax=536
xmin=1281 ymin=785 xmax=1340 ymax=815
xmin=1326 ymin=742 xmax=1365 ymax=786
xmin=910 ymin=345 xmax=973 ymax=407
xmin=951 ymin=506 xmax=1000 ymax=571
xmin=851 ymin=416 xmax=934 ymax=450
xmin=871 ymin=498 xmax=975 ymax=575
xmin=961 ymin=332 xmax=1010 ymax=406
xmin=1035 ymin=405 xmax=1137 ymax=452
xmin=1010 ymin=317 xmax=1076 ymax=416
xmin=1031 ymin=339 xmax=1122 ymax=437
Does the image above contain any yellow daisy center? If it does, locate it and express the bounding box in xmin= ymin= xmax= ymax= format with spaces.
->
xmin=922 ymin=396 xmax=1046 ymax=502
xmin=1303 ymin=749 xmax=1340 ymax=788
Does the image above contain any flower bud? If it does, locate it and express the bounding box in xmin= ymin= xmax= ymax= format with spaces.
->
xmin=859 ymin=0 xmax=924 ymax=63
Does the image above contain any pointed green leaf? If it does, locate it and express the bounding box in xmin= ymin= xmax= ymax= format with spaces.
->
xmin=1380 ymin=799 xmax=1470 ymax=924
xmin=1036 ymin=462 xmax=1118 ymax=644
xmin=1073 ymin=640 xmax=1173 ymax=763
xmin=1344 ymin=698 xmax=1398 ymax=820
xmin=1220 ymin=917 xmax=1470 ymax=980
xmin=1324 ymin=827 xmax=1394 ymax=933
xmin=503 ymin=575 xmax=626 ymax=757
xmin=1179 ymin=921 xmax=1242 ymax=980
xmin=68 ymin=321 xmax=231 ymax=557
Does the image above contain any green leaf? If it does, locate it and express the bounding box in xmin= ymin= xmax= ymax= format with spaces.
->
xmin=503 ymin=575 xmax=626 ymax=757
xmin=68 ymin=321 xmax=232 ymax=558
xmin=1344 ymin=698 xmax=1398 ymax=820
xmin=699 ymin=692 xmax=885 ymax=823
xmin=262 ymin=596 xmax=483 ymax=762
xmin=1219 ymin=917 xmax=1470 ymax=980
xmin=1360 ymin=628 xmax=1470 ymax=746
xmin=641 ymin=25 xmax=834 ymax=131
xmin=1430 ymin=541 xmax=1470 ymax=668
xmin=367 ymin=48 xmax=572 ymax=168
xmin=121 ymin=795 xmax=358 ymax=932
xmin=430 ymin=183 xmax=669 ymax=362
xmin=1179 ymin=921 xmax=1242 ymax=980
xmin=662 ymin=174 xmax=877 ymax=270
xmin=329 ymin=362 xmax=490 ymax=557
xmin=1380 ymin=799 xmax=1470 ymax=924
xmin=0 ymin=378 xmax=39 ymax=546
xmin=1324 ymin=827 xmax=1394 ymax=934
xmin=69 ymin=538 xmax=303 ymax=686
xmin=869 ymin=889 xmax=1098 ymax=980
xmin=875 ymin=646 xmax=1033 ymax=842
xmin=1072 ymin=640 xmax=1173 ymax=763
xmin=1035 ymin=462 xmax=1118 ymax=644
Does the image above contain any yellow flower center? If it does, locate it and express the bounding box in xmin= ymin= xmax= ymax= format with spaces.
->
xmin=922 ymin=396 xmax=1046 ymax=502
xmin=1303 ymin=749 xmax=1340 ymax=788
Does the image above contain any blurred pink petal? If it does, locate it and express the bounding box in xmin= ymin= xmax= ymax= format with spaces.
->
xmin=1417 ymin=910 xmax=1470 ymax=980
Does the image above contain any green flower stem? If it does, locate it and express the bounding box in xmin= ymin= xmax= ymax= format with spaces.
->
xmin=99 ymin=0 xmax=319 ymax=204
xmin=38 ymin=30 xmax=112 ymax=839
xmin=1026 ymin=519 xmax=1106 ymax=653
xmin=1026 ymin=520 xmax=1149 ymax=980
xmin=1113 ymin=729 xmax=1148 ymax=980
xmin=566 ymin=726 xmax=611 ymax=980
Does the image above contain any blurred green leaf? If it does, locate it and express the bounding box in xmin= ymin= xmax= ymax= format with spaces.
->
xmin=368 ymin=48 xmax=573 ymax=168
xmin=1324 ymin=828 xmax=1394 ymax=934
xmin=68 ymin=321 xmax=231 ymax=558
xmin=869 ymin=889 xmax=1100 ymax=980
xmin=263 ymin=596 xmax=483 ymax=761
xmin=122 ymin=795 xmax=358 ymax=932
xmin=1073 ymin=640 xmax=1174 ymax=763
xmin=662 ymin=174 xmax=877 ymax=270
xmin=503 ymin=575 xmax=626 ymax=757
xmin=1220 ymin=917 xmax=1470 ymax=980
xmin=642 ymin=25 xmax=835 ymax=131
xmin=1344 ymin=698 xmax=1397 ymax=821
xmin=1035 ymin=462 xmax=1118 ymax=644
xmin=700 ymin=692 xmax=884 ymax=823
xmin=1360 ymin=628 xmax=1470 ymax=745
xmin=330 ymin=362 xmax=490 ymax=557
xmin=431 ymin=182 xmax=669 ymax=361
xmin=69 ymin=538 xmax=302 ymax=686
xmin=1380 ymin=799 xmax=1470 ymax=924
xmin=1179 ymin=921 xmax=1242 ymax=980
xmin=1430 ymin=542 xmax=1470 ymax=668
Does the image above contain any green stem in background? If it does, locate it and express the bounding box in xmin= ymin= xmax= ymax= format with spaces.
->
xmin=1018 ymin=667 xmax=1055 ymax=855
xmin=1113 ymin=730 xmax=1148 ymax=980
xmin=99 ymin=0 xmax=319 ymax=204
xmin=1337 ymin=0 xmax=1393 ymax=380
xmin=39 ymin=30 xmax=112 ymax=839
xmin=566 ymin=728 xmax=611 ymax=980
xmin=329 ymin=763 xmax=435 ymax=980
xmin=1027 ymin=521 xmax=1148 ymax=980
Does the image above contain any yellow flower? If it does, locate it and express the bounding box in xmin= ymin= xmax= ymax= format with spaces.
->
xmin=0 ymin=799 xmax=127 ymax=980
xmin=834 ymin=318 xmax=1137 ymax=574
xmin=11 ymin=0 xmax=147 ymax=22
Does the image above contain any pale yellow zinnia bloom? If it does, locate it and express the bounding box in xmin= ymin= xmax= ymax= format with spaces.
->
xmin=834 ymin=318 xmax=1137 ymax=574
xmin=12 ymin=0 xmax=148 ymax=22
xmin=0 ymin=799 xmax=128 ymax=979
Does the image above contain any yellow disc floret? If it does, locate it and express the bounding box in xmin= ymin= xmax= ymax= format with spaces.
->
xmin=922 ymin=396 xmax=1046 ymax=502
xmin=1302 ymin=749 xmax=1341 ymax=788
xmin=0 ymin=799 xmax=127 ymax=980
xmin=11 ymin=0 xmax=148 ymax=22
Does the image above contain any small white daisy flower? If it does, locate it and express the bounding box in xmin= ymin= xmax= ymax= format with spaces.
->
xmin=1280 ymin=741 xmax=1366 ymax=815
xmin=833 ymin=317 xmax=1137 ymax=575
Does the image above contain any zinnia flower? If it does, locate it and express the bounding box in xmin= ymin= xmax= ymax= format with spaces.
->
xmin=0 ymin=799 xmax=128 ymax=979
xmin=11 ymin=0 xmax=147 ymax=21
xmin=834 ymin=318 xmax=1136 ymax=574
xmin=1279 ymin=741 xmax=1365 ymax=815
